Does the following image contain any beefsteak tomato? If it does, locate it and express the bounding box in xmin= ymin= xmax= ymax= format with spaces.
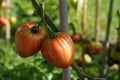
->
xmin=15 ymin=22 xmax=46 ymax=58
xmin=40 ymin=32 xmax=74 ymax=68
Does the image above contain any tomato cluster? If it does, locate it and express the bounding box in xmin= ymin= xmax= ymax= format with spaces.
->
xmin=15 ymin=22 xmax=75 ymax=68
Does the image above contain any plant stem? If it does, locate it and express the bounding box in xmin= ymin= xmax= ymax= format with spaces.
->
xmin=70 ymin=23 xmax=76 ymax=34
xmin=43 ymin=21 xmax=57 ymax=39
xmin=100 ymin=0 xmax=114 ymax=77
xmin=71 ymin=62 xmax=95 ymax=79
xmin=31 ymin=0 xmax=59 ymax=32
xmin=39 ymin=3 xmax=57 ymax=39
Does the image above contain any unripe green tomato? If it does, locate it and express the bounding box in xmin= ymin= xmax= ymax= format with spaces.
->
xmin=110 ymin=48 xmax=120 ymax=61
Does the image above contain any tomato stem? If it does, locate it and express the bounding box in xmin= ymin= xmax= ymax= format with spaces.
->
xmin=71 ymin=62 xmax=95 ymax=79
xmin=43 ymin=21 xmax=57 ymax=39
xmin=31 ymin=0 xmax=59 ymax=32
xmin=70 ymin=22 xmax=76 ymax=34
xmin=39 ymin=3 xmax=57 ymax=39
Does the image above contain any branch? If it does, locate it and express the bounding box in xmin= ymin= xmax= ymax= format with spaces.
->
xmin=71 ymin=62 xmax=94 ymax=79
xmin=31 ymin=0 xmax=59 ymax=32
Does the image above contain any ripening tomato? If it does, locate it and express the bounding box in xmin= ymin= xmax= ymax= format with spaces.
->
xmin=88 ymin=41 xmax=103 ymax=54
xmin=0 ymin=17 xmax=9 ymax=27
xmin=71 ymin=33 xmax=80 ymax=43
xmin=40 ymin=32 xmax=74 ymax=68
xmin=15 ymin=22 xmax=46 ymax=58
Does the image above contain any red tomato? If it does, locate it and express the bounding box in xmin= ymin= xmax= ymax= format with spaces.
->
xmin=88 ymin=41 xmax=103 ymax=54
xmin=40 ymin=32 xmax=75 ymax=68
xmin=15 ymin=22 xmax=46 ymax=58
xmin=0 ymin=17 xmax=9 ymax=27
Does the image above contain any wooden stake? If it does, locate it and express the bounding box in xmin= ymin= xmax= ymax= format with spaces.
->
xmin=95 ymin=0 xmax=100 ymax=42
xmin=82 ymin=0 xmax=87 ymax=35
xmin=5 ymin=0 xmax=10 ymax=44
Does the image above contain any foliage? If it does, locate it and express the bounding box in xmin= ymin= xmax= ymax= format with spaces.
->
xmin=0 ymin=40 xmax=78 ymax=80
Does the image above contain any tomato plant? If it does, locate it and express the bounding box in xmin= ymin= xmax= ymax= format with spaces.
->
xmin=15 ymin=22 xmax=46 ymax=58
xmin=0 ymin=17 xmax=9 ymax=27
xmin=40 ymin=32 xmax=74 ymax=68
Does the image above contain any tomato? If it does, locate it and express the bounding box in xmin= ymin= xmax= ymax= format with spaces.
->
xmin=71 ymin=33 xmax=80 ymax=43
xmin=40 ymin=32 xmax=74 ymax=68
xmin=9 ymin=16 xmax=17 ymax=24
xmin=0 ymin=17 xmax=9 ymax=27
xmin=15 ymin=22 xmax=46 ymax=58
xmin=110 ymin=48 xmax=120 ymax=61
xmin=88 ymin=41 xmax=103 ymax=54
xmin=77 ymin=53 xmax=92 ymax=67
xmin=77 ymin=59 xmax=84 ymax=66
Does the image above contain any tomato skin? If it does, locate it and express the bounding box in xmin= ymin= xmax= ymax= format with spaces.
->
xmin=71 ymin=33 xmax=80 ymax=43
xmin=40 ymin=32 xmax=74 ymax=68
xmin=0 ymin=17 xmax=9 ymax=27
xmin=15 ymin=22 xmax=46 ymax=58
